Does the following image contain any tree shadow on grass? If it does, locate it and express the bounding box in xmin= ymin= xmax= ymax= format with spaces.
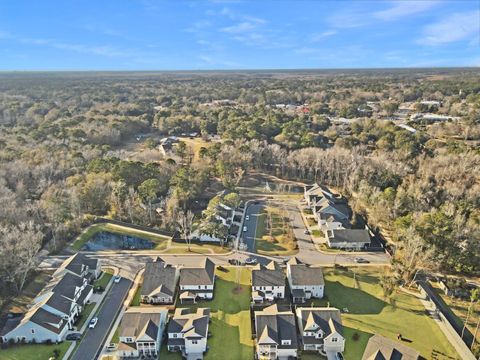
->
xmin=323 ymin=280 xmax=387 ymax=315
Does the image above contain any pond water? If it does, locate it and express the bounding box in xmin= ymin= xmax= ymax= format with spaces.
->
xmin=83 ymin=231 xmax=155 ymax=251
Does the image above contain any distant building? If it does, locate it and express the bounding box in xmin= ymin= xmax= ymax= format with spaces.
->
xmin=325 ymin=229 xmax=371 ymax=250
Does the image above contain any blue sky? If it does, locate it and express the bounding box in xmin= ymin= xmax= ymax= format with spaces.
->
xmin=0 ymin=0 xmax=478 ymax=70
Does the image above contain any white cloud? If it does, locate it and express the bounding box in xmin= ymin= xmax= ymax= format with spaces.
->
xmin=311 ymin=30 xmax=337 ymax=42
xmin=374 ymin=1 xmax=439 ymax=21
xmin=221 ymin=21 xmax=258 ymax=34
xmin=419 ymin=10 xmax=480 ymax=45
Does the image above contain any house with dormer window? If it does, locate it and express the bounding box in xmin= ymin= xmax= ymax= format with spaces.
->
xmin=116 ymin=308 xmax=168 ymax=359
xmin=254 ymin=304 xmax=298 ymax=360
xmin=296 ymin=307 xmax=344 ymax=356
xmin=167 ymin=308 xmax=210 ymax=359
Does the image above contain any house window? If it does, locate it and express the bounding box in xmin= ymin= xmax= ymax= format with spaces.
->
xmin=281 ymin=339 xmax=291 ymax=345
xmin=173 ymin=334 xmax=177 ymax=338
xmin=332 ymin=337 xmax=338 ymax=342
xmin=191 ymin=340 xmax=198 ymax=344
xmin=31 ymin=329 xmax=35 ymax=334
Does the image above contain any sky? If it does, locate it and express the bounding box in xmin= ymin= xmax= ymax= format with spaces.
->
xmin=0 ymin=0 xmax=479 ymax=70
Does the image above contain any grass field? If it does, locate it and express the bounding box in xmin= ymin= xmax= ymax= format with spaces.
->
xmin=178 ymin=136 xmax=216 ymax=162
xmin=172 ymin=267 xmax=254 ymax=360
xmin=93 ymin=270 xmax=113 ymax=288
xmin=255 ymin=206 xmax=298 ymax=255
xmin=314 ymin=268 xmax=459 ymax=359
xmin=0 ymin=342 xmax=70 ymax=360
xmin=130 ymin=284 xmax=142 ymax=306
xmin=165 ymin=241 xmax=230 ymax=254
xmin=71 ymin=223 xmax=172 ymax=251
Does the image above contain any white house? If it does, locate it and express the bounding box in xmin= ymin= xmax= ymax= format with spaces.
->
xmin=140 ymin=258 xmax=179 ymax=305
xmin=117 ymin=308 xmax=168 ymax=359
xmin=325 ymin=229 xmax=371 ymax=250
xmin=296 ymin=307 xmax=345 ymax=356
xmin=167 ymin=308 xmax=210 ymax=359
xmin=254 ymin=304 xmax=298 ymax=360
xmin=53 ymin=253 xmax=101 ymax=281
xmin=286 ymin=258 xmax=324 ymax=303
xmin=251 ymin=261 xmax=285 ymax=303
xmin=179 ymin=258 xmax=215 ymax=303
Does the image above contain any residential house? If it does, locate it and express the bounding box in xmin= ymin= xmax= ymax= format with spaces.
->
xmin=159 ymin=137 xmax=179 ymax=156
xmin=296 ymin=307 xmax=344 ymax=356
xmin=325 ymin=229 xmax=371 ymax=250
xmin=167 ymin=308 xmax=210 ymax=359
xmin=251 ymin=261 xmax=285 ymax=303
xmin=361 ymin=334 xmax=420 ymax=360
xmin=117 ymin=308 xmax=168 ymax=359
xmin=53 ymin=253 xmax=101 ymax=281
xmin=317 ymin=213 xmax=350 ymax=232
xmin=0 ymin=258 xmax=94 ymax=344
xmin=179 ymin=258 xmax=215 ymax=303
xmin=254 ymin=304 xmax=298 ymax=360
xmin=286 ymin=258 xmax=324 ymax=303
xmin=304 ymin=184 xmax=346 ymax=208
xmin=140 ymin=258 xmax=179 ymax=305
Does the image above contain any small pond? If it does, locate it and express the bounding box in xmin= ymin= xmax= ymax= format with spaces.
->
xmin=83 ymin=231 xmax=155 ymax=251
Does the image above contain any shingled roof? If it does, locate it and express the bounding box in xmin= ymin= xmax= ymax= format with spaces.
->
xmin=252 ymin=261 xmax=285 ymax=287
xmin=362 ymin=335 xmax=420 ymax=360
xmin=179 ymin=258 xmax=215 ymax=286
xmin=254 ymin=304 xmax=298 ymax=349
xmin=141 ymin=259 xmax=177 ymax=298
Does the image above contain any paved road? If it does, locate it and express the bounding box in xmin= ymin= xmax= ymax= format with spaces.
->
xmin=71 ymin=278 xmax=132 ymax=360
xmin=241 ymin=202 xmax=264 ymax=252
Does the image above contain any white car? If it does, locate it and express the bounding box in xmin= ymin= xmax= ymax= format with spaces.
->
xmin=113 ymin=275 xmax=121 ymax=283
xmin=89 ymin=317 xmax=98 ymax=329
xmin=245 ymin=215 xmax=250 ymax=221
xmin=243 ymin=226 xmax=247 ymax=232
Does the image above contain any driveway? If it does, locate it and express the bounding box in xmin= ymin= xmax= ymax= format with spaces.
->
xmin=71 ymin=278 xmax=132 ymax=360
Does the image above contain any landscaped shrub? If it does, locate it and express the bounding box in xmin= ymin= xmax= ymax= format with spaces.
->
xmin=352 ymin=332 xmax=360 ymax=341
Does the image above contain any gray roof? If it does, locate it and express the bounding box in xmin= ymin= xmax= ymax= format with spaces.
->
xmin=51 ymin=272 xmax=85 ymax=299
xmin=30 ymin=307 xmax=69 ymax=335
xmin=298 ymin=308 xmax=343 ymax=337
xmin=167 ymin=308 xmax=210 ymax=342
xmin=179 ymin=258 xmax=215 ymax=286
xmin=44 ymin=292 xmax=75 ymax=315
xmin=62 ymin=253 xmax=98 ymax=276
xmin=255 ymin=305 xmax=298 ymax=349
xmin=141 ymin=260 xmax=177 ymax=298
xmin=289 ymin=264 xmax=324 ymax=286
xmin=252 ymin=263 xmax=285 ymax=287
xmin=119 ymin=311 xmax=162 ymax=341
xmin=362 ymin=334 xmax=420 ymax=360
xmin=328 ymin=229 xmax=371 ymax=244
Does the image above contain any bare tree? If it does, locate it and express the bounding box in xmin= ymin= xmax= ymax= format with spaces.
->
xmin=0 ymin=221 xmax=43 ymax=294
xmin=176 ymin=210 xmax=195 ymax=251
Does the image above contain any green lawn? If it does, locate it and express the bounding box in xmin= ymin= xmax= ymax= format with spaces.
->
xmin=0 ymin=342 xmax=70 ymax=360
xmin=71 ymin=223 xmax=172 ymax=251
xmin=75 ymin=302 xmax=96 ymax=328
xmin=165 ymin=242 xmax=230 ymax=254
xmin=93 ymin=271 xmax=113 ymax=288
xmin=130 ymin=284 xmax=142 ymax=306
xmin=177 ymin=267 xmax=254 ymax=360
xmin=255 ymin=207 xmax=298 ymax=255
xmin=311 ymin=229 xmax=322 ymax=237
xmin=314 ymin=268 xmax=460 ymax=360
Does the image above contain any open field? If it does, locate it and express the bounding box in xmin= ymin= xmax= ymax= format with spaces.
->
xmin=255 ymin=205 xmax=298 ymax=255
xmin=178 ymin=136 xmax=217 ymax=162
xmin=314 ymin=267 xmax=459 ymax=359
xmin=0 ymin=342 xmax=70 ymax=360
xmin=71 ymin=223 xmax=172 ymax=251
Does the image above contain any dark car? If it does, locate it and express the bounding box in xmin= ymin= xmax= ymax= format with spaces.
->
xmin=354 ymin=257 xmax=370 ymax=263
xmin=66 ymin=333 xmax=82 ymax=341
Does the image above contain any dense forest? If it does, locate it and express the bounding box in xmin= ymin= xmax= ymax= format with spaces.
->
xmin=0 ymin=69 xmax=479 ymax=307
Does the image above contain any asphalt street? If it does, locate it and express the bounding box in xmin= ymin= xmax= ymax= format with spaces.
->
xmin=241 ymin=202 xmax=264 ymax=252
xmin=71 ymin=277 xmax=132 ymax=360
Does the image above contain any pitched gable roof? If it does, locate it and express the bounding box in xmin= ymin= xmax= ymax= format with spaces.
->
xmin=298 ymin=307 xmax=343 ymax=337
xmin=141 ymin=260 xmax=177 ymax=298
xmin=179 ymin=258 xmax=215 ymax=286
xmin=288 ymin=264 xmax=324 ymax=286
xmin=252 ymin=261 xmax=285 ymax=287
xmin=362 ymin=334 xmax=420 ymax=360
xmin=254 ymin=305 xmax=298 ymax=349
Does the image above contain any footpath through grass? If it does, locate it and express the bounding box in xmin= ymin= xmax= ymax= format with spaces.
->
xmin=0 ymin=342 xmax=70 ymax=360
xmin=71 ymin=222 xmax=172 ymax=251
xmin=314 ymin=267 xmax=459 ymax=360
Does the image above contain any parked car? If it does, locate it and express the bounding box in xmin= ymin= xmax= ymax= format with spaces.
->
xmin=245 ymin=257 xmax=257 ymax=265
xmin=243 ymin=226 xmax=247 ymax=232
xmin=89 ymin=317 xmax=98 ymax=329
xmin=113 ymin=275 xmax=121 ymax=283
xmin=303 ymin=230 xmax=309 ymax=235
xmin=106 ymin=343 xmax=117 ymax=352
xmin=354 ymin=257 xmax=370 ymax=263
xmin=66 ymin=333 xmax=82 ymax=341
xmin=245 ymin=215 xmax=250 ymax=221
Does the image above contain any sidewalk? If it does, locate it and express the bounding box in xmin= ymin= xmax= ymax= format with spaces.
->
xmin=62 ymin=267 xmax=119 ymax=360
